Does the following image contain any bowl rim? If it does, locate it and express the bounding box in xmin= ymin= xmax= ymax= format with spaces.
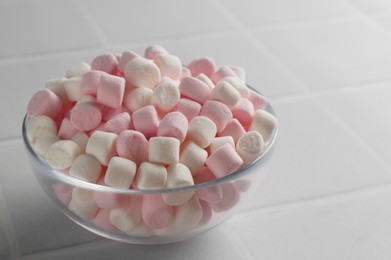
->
xmin=22 ymin=87 xmax=278 ymax=194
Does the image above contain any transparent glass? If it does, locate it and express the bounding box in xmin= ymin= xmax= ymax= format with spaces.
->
xmin=22 ymin=92 xmax=278 ymax=244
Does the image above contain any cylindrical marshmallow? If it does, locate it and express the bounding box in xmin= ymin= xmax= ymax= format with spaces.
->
xmin=71 ymin=188 xmax=99 ymax=213
xmin=110 ymin=195 xmax=142 ymax=233
xmin=187 ymin=57 xmax=216 ymax=78
xmin=124 ymin=87 xmax=153 ymax=112
xmin=158 ymin=111 xmax=188 ymax=143
xmin=196 ymin=73 xmax=214 ymax=91
xmin=58 ymin=117 xmax=78 ymax=140
xmin=187 ymin=116 xmax=217 ymax=148
xmin=142 ymin=194 xmax=174 ymax=229
xmin=197 ymin=200 xmax=213 ymax=227
xmin=104 ymin=156 xmax=137 ymax=189
xmin=178 ymin=76 xmax=210 ymax=104
xmin=66 ymin=62 xmax=91 ymax=78
xmin=26 ymin=115 xmax=58 ymax=144
xmin=249 ymin=89 xmax=268 ymax=110
xmin=63 ymin=77 xmax=83 ymax=102
xmin=174 ymin=196 xmax=203 ymax=230
xmin=116 ymin=130 xmax=149 ymax=165
xmin=45 ymin=140 xmax=81 ymax=170
xmin=231 ymin=97 xmax=254 ymax=126
xmin=93 ymin=208 xmax=119 ymax=231
xmin=27 ymin=89 xmax=63 ymax=118
xmin=162 ymin=163 xmax=194 ymax=206
xmin=200 ymin=99 xmax=232 ymax=132
xmin=180 ymin=141 xmax=208 ymax=175
xmin=80 ymin=70 xmax=104 ymax=96
xmin=71 ymin=131 xmax=89 ymax=153
xmin=145 ymin=45 xmax=168 ymax=60
xmin=136 ymin=162 xmax=167 ymax=189
xmin=236 ymin=131 xmax=265 ymax=165
xmin=218 ymin=118 xmax=246 ymax=143
xmin=151 ymin=80 xmax=180 ymax=113
xmin=86 ymin=130 xmax=118 ymax=166
xmin=211 ymin=65 xmax=237 ymax=84
xmin=70 ymin=100 xmax=102 ymax=131
xmin=33 ymin=135 xmax=60 ymax=157
xmin=194 ymin=167 xmax=223 ymax=203
xmin=69 ymin=154 xmax=102 ymax=183
xmin=124 ymin=57 xmax=161 ymax=89
xmin=209 ymin=81 xmax=240 ymax=108
xmin=91 ymin=54 xmax=118 ymax=75
xmin=103 ymin=112 xmax=131 ymax=135
xmin=208 ymin=136 xmax=235 ymax=154
xmin=132 ymin=105 xmax=159 ymax=139
xmin=175 ymin=98 xmax=202 ymax=121
xmin=219 ymin=76 xmax=250 ymax=98
xmin=128 ymin=220 xmax=155 ymax=237
xmin=153 ymin=53 xmax=182 ymax=80
xmin=149 ymin=136 xmax=180 ymax=165
xmin=205 ymin=143 xmax=243 ymax=179
xmin=94 ymin=179 xmax=130 ymax=209
xmin=210 ymin=183 xmax=239 ymax=212
xmin=97 ymin=74 xmax=125 ymax=109
xmin=118 ymin=50 xmax=139 ymax=73
xmin=69 ymin=198 xmax=98 ymax=219
xmin=45 ymin=78 xmax=68 ymax=104
xmin=248 ymin=110 xmax=277 ymax=143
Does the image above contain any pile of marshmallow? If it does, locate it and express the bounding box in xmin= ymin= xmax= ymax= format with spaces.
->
xmin=25 ymin=45 xmax=277 ymax=234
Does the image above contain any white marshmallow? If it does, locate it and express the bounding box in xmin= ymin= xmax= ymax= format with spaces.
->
xmin=86 ymin=130 xmax=118 ymax=166
xmin=219 ymin=76 xmax=250 ymax=98
xmin=209 ymin=81 xmax=240 ymax=108
xmin=228 ymin=66 xmax=246 ymax=82
xmin=175 ymin=196 xmax=203 ymax=230
xmin=136 ymin=162 xmax=167 ymax=189
xmin=180 ymin=141 xmax=208 ymax=175
xmin=196 ymin=73 xmax=214 ymax=91
xmin=236 ymin=131 xmax=265 ymax=165
xmin=68 ymin=199 xmax=97 ymax=219
xmin=162 ymin=163 xmax=195 ymax=206
xmin=33 ymin=134 xmax=60 ymax=157
xmin=26 ymin=115 xmax=57 ymax=144
xmin=110 ymin=196 xmax=142 ymax=234
xmin=209 ymin=136 xmax=235 ymax=154
xmin=124 ymin=57 xmax=161 ymax=89
xmin=187 ymin=116 xmax=217 ymax=148
xmin=151 ymin=80 xmax=180 ymax=113
xmin=45 ymin=78 xmax=68 ymax=103
xmin=153 ymin=222 xmax=182 ymax=237
xmin=66 ymin=62 xmax=91 ymax=78
xmin=149 ymin=137 xmax=180 ymax=165
xmin=248 ymin=110 xmax=277 ymax=143
xmin=105 ymin=157 xmax=137 ymax=189
xmin=128 ymin=220 xmax=155 ymax=237
xmin=71 ymin=188 xmax=98 ymax=212
xmin=69 ymin=154 xmax=102 ymax=183
xmin=63 ymin=76 xmax=83 ymax=102
xmin=124 ymin=87 xmax=153 ymax=112
xmin=45 ymin=140 xmax=81 ymax=170
xmin=153 ymin=54 xmax=182 ymax=80
xmin=70 ymin=131 xmax=89 ymax=154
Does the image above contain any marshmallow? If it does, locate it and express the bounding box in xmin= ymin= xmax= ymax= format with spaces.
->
xmin=210 ymin=183 xmax=239 ymax=212
xmin=194 ymin=167 xmax=223 ymax=203
xmin=71 ymin=131 xmax=89 ymax=153
xmin=45 ymin=78 xmax=68 ymax=103
xmin=103 ymin=112 xmax=131 ymax=135
xmin=93 ymin=208 xmax=119 ymax=231
xmin=142 ymin=194 xmax=174 ymax=229
xmin=94 ymin=179 xmax=130 ymax=209
xmin=91 ymin=54 xmax=118 ymax=75
xmin=196 ymin=73 xmax=214 ymax=91
xmin=229 ymin=65 xmax=246 ymax=82
xmin=116 ymin=130 xmax=149 ymax=165
xmin=162 ymin=163 xmax=194 ymax=206
xmin=70 ymin=100 xmax=102 ymax=131
xmin=45 ymin=140 xmax=81 ymax=170
xmin=200 ymin=100 xmax=232 ymax=132
xmin=175 ymin=196 xmax=202 ymax=230
xmin=102 ymin=106 xmax=131 ymax=122
xmin=180 ymin=66 xmax=192 ymax=79
xmin=86 ymin=130 xmax=118 ymax=166
xmin=151 ymin=80 xmax=180 ymax=113
xmin=187 ymin=57 xmax=216 ymax=78
xmin=158 ymin=111 xmax=188 ymax=143
xmin=27 ymin=89 xmax=63 ymax=118
xmin=128 ymin=220 xmax=155 ymax=237
xmin=63 ymin=77 xmax=83 ymax=102
xmin=249 ymin=110 xmax=277 ymax=143
xmin=80 ymin=70 xmax=104 ymax=96
xmin=26 ymin=115 xmax=58 ymax=144
xmin=97 ymin=73 xmax=126 ymax=109
xmin=219 ymin=76 xmax=250 ymax=99
xmin=144 ymin=45 xmax=168 ymax=60
xmin=71 ymin=188 xmax=99 ymax=214
xmin=176 ymin=98 xmax=202 ymax=121
xmin=209 ymin=81 xmax=240 ymax=108
xmin=178 ymin=76 xmax=210 ymax=104
xmin=52 ymin=183 xmax=72 ymax=205
xmin=187 ymin=116 xmax=217 ymax=148
xmin=197 ymin=200 xmax=213 ymax=227
xmin=236 ymin=131 xmax=265 ymax=165
xmin=218 ymin=118 xmax=246 ymax=143
xmin=132 ymin=105 xmax=159 ymax=139
xmin=123 ymin=87 xmax=153 ymax=112
xmin=149 ymin=137 xmax=180 ymax=164
xmin=231 ymin=97 xmax=254 ymax=126
xmin=33 ymin=135 xmax=60 ymax=157
xmin=124 ymin=57 xmax=161 ymax=89
xmin=209 ymin=136 xmax=235 ymax=154
xmin=69 ymin=199 xmax=98 ymax=219
xmin=110 ymin=195 xmax=142 ymax=233
xmin=211 ymin=65 xmax=237 ymax=84
xmin=69 ymin=154 xmax=102 ymax=183
xmin=249 ymin=89 xmax=268 ymax=110
xmin=58 ymin=117 xmax=78 ymax=139
xmin=66 ymin=62 xmax=91 ymax=78
xmin=180 ymin=141 xmax=208 ymax=175
xmin=105 ymin=156 xmax=137 ymax=189
xmin=153 ymin=53 xmax=182 ymax=80
xmin=118 ymin=51 xmax=139 ymax=73
xmin=205 ymin=143 xmax=243 ymax=178
xmin=136 ymin=162 xmax=167 ymax=189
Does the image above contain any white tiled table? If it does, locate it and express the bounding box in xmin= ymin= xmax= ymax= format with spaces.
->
xmin=1 ymin=0 xmax=391 ymax=259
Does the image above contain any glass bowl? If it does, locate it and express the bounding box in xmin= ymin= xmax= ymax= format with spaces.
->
xmin=22 ymin=94 xmax=278 ymax=244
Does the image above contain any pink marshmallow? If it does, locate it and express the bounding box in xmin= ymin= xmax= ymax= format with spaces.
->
xmin=94 ymin=180 xmax=130 ymax=209
xmin=93 ymin=208 xmax=119 ymax=231
xmin=118 ymin=51 xmax=139 ymax=74
xmin=249 ymin=89 xmax=268 ymax=110
xmin=194 ymin=167 xmax=223 ymax=204
xmin=180 ymin=66 xmax=192 ymax=79
xmin=27 ymin=89 xmax=63 ymax=118
xmin=132 ymin=105 xmax=159 ymax=139
xmin=80 ymin=70 xmax=104 ymax=96
xmin=231 ymin=97 xmax=254 ymax=126
xmin=205 ymin=143 xmax=243 ymax=179
xmin=91 ymin=54 xmax=118 ymax=75
xmin=97 ymin=74 xmax=125 ymax=109
xmin=187 ymin=57 xmax=216 ymax=78
xmin=101 ymin=106 xmax=131 ymax=122
xmin=211 ymin=65 xmax=237 ymax=84
xmin=52 ymin=183 xmax=72 ymax=205
xmin=104 ymin=112 xmax=131 ymax=135
xmin=178 ymin=76 xmax=210 ymax=104
xmin=157 ymin=111 xmax=188 ymax=143
xmin=58 ymin=117 xmax=78 ymax=140
xmin=144 ymin=45 xmax=168 ymax=59
xmin=70 ymin=101 xmax=102 ymax=131
xmin=210 ymin=183 xmax=240 ymax=212
xmin=142 ymin=194 xmax=174 ymax=229
xmin=197 ymin=200 xmax=213 ymax=227
xmin=175 ymin=98 xmax=202 ymax=121
xmin=200 ymin=99 xmax=232 ymax=132
xmin=218 ymin=118 xmax=246 ymax=143
xmin=116 ymin=130 xmax=149 ymax=165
